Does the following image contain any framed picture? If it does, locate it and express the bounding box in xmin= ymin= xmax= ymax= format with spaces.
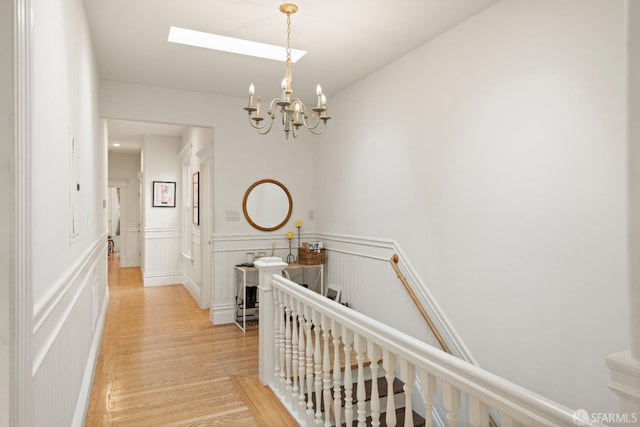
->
xmin=193 ymin=172 xmax=199 ymax=225
xmin=152 ymin=181 xmax=176 ymax=207
xmin=325 ymin=285 xmax=342 ymax=303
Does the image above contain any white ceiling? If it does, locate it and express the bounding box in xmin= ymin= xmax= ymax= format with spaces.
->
xmin=107 ymin=119 xmax=189 ymax=153
xmin=86 ymin=0 xmax=500 ymax=150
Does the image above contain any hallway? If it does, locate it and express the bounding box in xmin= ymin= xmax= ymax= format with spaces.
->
xmin=85 ymin=254 xmax=297 ymax=426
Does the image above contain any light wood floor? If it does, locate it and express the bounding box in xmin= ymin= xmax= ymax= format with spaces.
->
xmin=85 ymin=253 xmax=298 ymax=426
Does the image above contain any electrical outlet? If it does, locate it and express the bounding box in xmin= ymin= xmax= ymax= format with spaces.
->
xmin=308 ymin=210 xmax=314 ymax=220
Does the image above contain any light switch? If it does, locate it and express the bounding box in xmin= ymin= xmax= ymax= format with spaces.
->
xmin=226 ymin=211 xmax=239 ymax=221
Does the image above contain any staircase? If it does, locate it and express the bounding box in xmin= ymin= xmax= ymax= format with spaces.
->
xmin=259 ymin=261 xmax=597 ymax=427
xmin=305 ymin=358 xmax=427 ymax=426
xmin=337 ymin=376 xmax=426 ymax=427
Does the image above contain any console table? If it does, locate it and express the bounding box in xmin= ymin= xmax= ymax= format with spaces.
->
xmin=234 ymin=263 xmax=324 ymax=332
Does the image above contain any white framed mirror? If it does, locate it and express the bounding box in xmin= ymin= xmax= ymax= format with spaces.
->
xmin=242 ymin=179 xmax=293 ymax=232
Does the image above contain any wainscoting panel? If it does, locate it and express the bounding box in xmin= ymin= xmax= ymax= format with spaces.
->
xmin=316 ymin=233 xmax=473 ymax=362
xmin=211 ymin=232 xmax=470 ymax=364
xmin=144 ymin=227 xmax=182 ymax=286
xmin=122 ymin=223 xmax=141 ymax=267
xmin=31 ymin=235 xmax=109 ymax=427
xmin=212 ymin=234 xmax=294 ymax=324
xmin=182 ymin=227 xmax=203 ymax=307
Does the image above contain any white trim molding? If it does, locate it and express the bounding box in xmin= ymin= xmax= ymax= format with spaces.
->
xmin=13 ymin=0 xmax=33 ymax=423
xmin=212 ymin=302 xmax=235 ymax=325
xmin=72 ymin=288 xmax=110 ymax=427
xmin=315 ymin=232 xmax=476 ymax=364
xmin=607 ymin=351 xmax=640 ymax=415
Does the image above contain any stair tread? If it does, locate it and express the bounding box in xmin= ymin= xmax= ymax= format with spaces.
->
xmin=341 ymin=407 xmax=426 ymax=427
xmin=307 ymin=376 xmax=404 ymax=411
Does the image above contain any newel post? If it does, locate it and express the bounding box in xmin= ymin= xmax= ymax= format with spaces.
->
xmin=255 ymin=257 xmax=288 ymax=386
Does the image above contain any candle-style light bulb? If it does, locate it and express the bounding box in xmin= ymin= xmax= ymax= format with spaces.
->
xmin=321 ymin=94 xmax=327 ymax=108
xmin=294 ymin=102 xmax=301 ymax=123
xmin=316 ymin=84 xmax=323 ymax=108
xmin=248 ymin=83 xmax=255 ymax=107
xmin=255 ymin=97 xmax=262 ymax=118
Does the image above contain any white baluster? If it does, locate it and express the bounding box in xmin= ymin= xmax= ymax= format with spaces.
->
xmin=305 ymin=305 xmax=315 ymax=424
xmin=342 ymin=328 xmax=354 ymax=426
xmin=279 ymin=289 xmax=287 ymax=396
xmin=284 ymin=294 xmax=293 ymax=402
xmin=332 ymin=320 xmax=343 ymax=427
xmin=291 ymin=296 xmax=299 ymax=410
xmin=400 ymin=358 xmax=415 ymax=427
xmin=468 ymin=396 xmax=489 ymax=427
xmin=367 ymin=342 xmax=381 ymax=426
xmin=272 ymin=288 xmax=281 ymax=394
xmin=354 ymin=333 xmax=367 ymax=427
xmin=418 ymin=369 xmax=436 ymax=427
xmin=298 ymin=300 xmax=307 ymax=415
xmin=382 ymin=350 xmax=397 ymax=427
xmin=442 ymin=382 xmax=461 ymax=427
xmin=322 ymin=314 xmax=332 ymax=426
xmin=314 ymin=310 xmax=323 ymax=424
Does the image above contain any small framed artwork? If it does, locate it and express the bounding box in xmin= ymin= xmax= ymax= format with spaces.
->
xmin=152 ymin=181 xmax=176 ymax=207
xmin=193 ymin=172 xmax=199 ymax=225
xmin=325 ymin=285 xmax=342 ymax=303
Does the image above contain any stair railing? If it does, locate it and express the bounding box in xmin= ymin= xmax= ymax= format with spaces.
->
xmin=389 ymin=254 xmax=451 ymax=355
xmin=391 ymin=253 xmax=501 ymax=427
xmin=258 ymin=266 xmax=599 ymax=427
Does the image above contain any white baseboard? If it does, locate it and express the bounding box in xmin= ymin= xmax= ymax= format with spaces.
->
xmin=143 ymin=272 xmax=183 ymax=287
xmin=182 ymin=277 xmax=203 ymax=308
xmin=212 ymin=302 xmax=235 ymax=325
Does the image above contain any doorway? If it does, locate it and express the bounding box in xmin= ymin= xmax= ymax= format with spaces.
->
xmin=106 ymin=119 xmax=214 ymax=307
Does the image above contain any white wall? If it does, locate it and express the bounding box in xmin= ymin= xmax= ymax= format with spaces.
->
xmin=0 ymin=0 xmax=12 ymax=422
xmin=181 ymin=127 xmax=213 ymax=306
xmin=99 ymin=81 xmax=318 ymax=237
xmin=27 ymin=0 xmax=109 ymax=424
xmin=95 ymin=1 xmax=631 ymax=414
xmin=142 ymin=135 xmax=183 ymax=285
xmin=317 ymin=0 xmax=628 ymax=415
xmin=99 ymin=82 xmax=318 ymax=320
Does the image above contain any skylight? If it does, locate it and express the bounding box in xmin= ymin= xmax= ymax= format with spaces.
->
xmin=168 ymin=26 xmax=307 ymax=63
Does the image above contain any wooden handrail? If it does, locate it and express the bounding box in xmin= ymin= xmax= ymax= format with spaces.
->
xmin=389 ymin=254 xmax=451 ymax=354
xmin=390 ymin=254 xmax=498 ymax=427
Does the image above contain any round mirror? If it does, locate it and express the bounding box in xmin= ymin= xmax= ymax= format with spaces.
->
xmin=242 ymin=179 xmax=293 ymax=232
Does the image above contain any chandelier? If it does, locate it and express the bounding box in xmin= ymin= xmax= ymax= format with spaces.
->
xmin=243 ymin=3 xmax=330 ymax=140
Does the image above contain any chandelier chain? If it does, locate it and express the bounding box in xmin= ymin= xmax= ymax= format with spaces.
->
xmin=286 ymin=13 xmax=292 ymax=60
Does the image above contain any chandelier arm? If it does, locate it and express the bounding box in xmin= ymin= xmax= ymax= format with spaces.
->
xmin=307 ymin=122 xmax=327 ymax=135
xmin=247 ymin=113 xmax=272 ymax=131
xmin=300 ymin=114 xmax=322 ymax=130
xmin=257 ymin=116 xmax=276 ymax=135
xmin=268 ymin=97 xmax=281 ymax=112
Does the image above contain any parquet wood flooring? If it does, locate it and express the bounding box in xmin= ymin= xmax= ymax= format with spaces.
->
xmin=85 ymin=253 xmax=297 ymax=426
